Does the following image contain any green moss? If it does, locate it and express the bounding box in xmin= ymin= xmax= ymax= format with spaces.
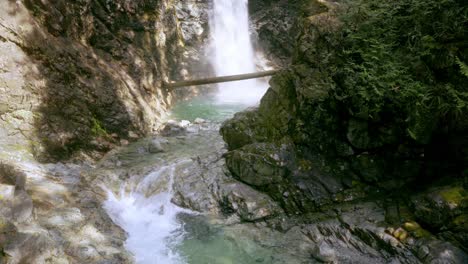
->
xmin=411 ymin=228 xmax=432 ymax=238
xmin=400 ymin=219 xmax=432 ymax=239
xmin=439 ymin=186 xmax=466 ymax=206
xmin=403 ymin=221 xmax=421 ymax=232
xmin=10 ymin=144 xmax=31 ymax=153
xmin=351 ymin=180 xmax=364 ymax=187
xmin=91 ymin=117 xmax=109 ymax=138
xmin=452 ymin=214 xmax=468 ymax=227
xmin=298 ymin=159 xmax=312 ymax=171
xmin=0 ymin=219 xmax=6 ymax=230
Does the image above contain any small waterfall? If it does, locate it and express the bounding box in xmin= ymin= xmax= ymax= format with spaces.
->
xmin=103 ymin=164 xmax=193 ymax=264
xmin=209 ymin=0 xmax=268 ymax=105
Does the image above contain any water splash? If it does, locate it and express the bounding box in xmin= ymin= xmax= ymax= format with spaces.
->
xmin=103 ymin=164 xmax=192 ymax=264
xmin=209 ymin=0 xmax=268 ymax=105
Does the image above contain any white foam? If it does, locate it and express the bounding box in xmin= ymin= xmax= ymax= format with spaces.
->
xmin=209 ymin=0 xmax=268 ymax=105
xmin=103 ymin=165 xmax=192 ymax=264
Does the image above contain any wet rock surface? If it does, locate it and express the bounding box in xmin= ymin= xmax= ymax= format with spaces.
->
xmin=1 ymin=106 xmax=464 ymax=264
xmin=0 ymin=158 xmax=132 ymax=263
xmin=159 ymin=120 xmax=189 ymax=137
xmin=249 ymin=0 xmax=328 ymax=66
xmin=175 ymin=0 xmax=212 ymax=80
xmin=86 ymin=119 xmax=466 ymax=263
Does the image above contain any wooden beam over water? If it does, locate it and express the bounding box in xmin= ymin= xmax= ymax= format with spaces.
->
xmin=163 ymin=70 xmax=279 ymax=89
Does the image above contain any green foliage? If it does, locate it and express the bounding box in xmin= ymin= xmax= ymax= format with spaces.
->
xmin=456 ymin=58 xmax=468 ymax=77
xmin=91 ymin=116 xmax=108 ymax=138
xmin=333 ymin=0 xmax=468 ymax=143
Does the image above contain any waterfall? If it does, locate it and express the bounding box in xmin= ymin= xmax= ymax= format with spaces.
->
xmin=209 ymin=0 xmax=268 ymax=105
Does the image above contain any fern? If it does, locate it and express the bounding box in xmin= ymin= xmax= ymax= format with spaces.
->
xmin=456 ymin=57 xmax=468 ymax=78
xmin=326 ymin=0 xmax=468 ymax=144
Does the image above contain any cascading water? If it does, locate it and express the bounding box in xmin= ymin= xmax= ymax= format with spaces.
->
xmin=100 ymin=123 xmax=287 ymax=264
xmin=102 ymin=1 xmax=276 ymax=263
xmin=103 ymin=164 xmax=192 ymax=264
xmin=209 ymin=0 xmax=268 ymax=105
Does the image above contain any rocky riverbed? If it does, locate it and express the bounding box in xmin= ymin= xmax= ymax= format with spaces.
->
xmin=0 ymin=0 xmax=466 ymax=263
xmin=1 ymin=107 xmax=466 ymax=263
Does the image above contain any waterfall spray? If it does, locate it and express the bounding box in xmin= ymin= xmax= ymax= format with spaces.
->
xmin=209 ymin=0 xmax=268 ymax=105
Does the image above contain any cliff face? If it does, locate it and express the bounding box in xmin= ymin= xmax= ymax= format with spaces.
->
xmin=175 ymin=0 xmax=212 ymax=79
xmin=249 ymin=0 xmax=327 ymax=66
xmin=223 ymin=0 xmax=343 ymax=215
xmin=222 ymin=0 xmax=467 ymax=261
xmin=0 ymin=0 xmax=208 ymax=161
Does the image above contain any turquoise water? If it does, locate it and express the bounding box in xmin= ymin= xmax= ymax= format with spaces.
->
xmin=169 ymin=95 xmax=250 ymax=122
xmin=103 ymin=94 xmax=306 ymax=264
xmin=176 ymin=214 xmax=273 ymax=264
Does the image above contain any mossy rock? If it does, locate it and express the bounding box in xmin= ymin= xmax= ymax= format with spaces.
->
xmin=439 ymin=187 xmax=467 ymax=208
xmin=412 ymin=228 xmax=432 ymax=239
xmin=225 ymin=143 xmax=288 ymax=188
xmin=220 ymin=109 xmax=265 ymax=150
xmin=411 ymin=183 xmax=467 ymax=230
xmin=403 ymin=221 xmax=421 ymax=232
xmin=451 ymin=214 xmax=468 ymax=228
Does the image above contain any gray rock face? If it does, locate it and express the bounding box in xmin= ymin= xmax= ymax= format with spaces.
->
xmin=249 ymin=0 xmax=327 ymax=66
xmin=170 ymin=149 xmax=283 ymax=222
xmin=410 ymin=182 xmax=468 ymax=252
xmin=226 ymin=143 xmax=287 ymax=187
xmin=414 ymin=239 xmax=468 ymax=264
xmin=160 ymin=120 xmax=188 ymax=136
xmin=0 ymin=0 xmax=209 ymax=162
xmin=148 ymin=137 xmax=169 ymax=153
xmin=175 ymin=0 xmax=213 ymax=82
xmin=155 ymin=127 xmax=283 ymax=222
xmin=0 ymin=0 xmax=214 ymax=259
xmin=0 ymin=158 xmax=131 ymax=263
xmin=220 ymin=109 xmax=265 ymax=151
xmin=8 ymin=191 xmax=33 ymax=223
xmin=176 ymin=0 xmax=209 ymax=45
xmin=312 ymin=241 xmax=337 ymax=263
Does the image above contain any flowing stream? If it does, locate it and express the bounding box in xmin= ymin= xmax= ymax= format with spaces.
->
xmin=101 ymin=109 xmax=283 ymax=263
xmin=102 ymin=0 xmax=276 ymax=263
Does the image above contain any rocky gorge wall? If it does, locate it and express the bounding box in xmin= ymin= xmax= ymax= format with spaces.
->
xmin=222 ymin=0 xmax=468 ymax=262
xmin=0 ymin=0 xmax=209 ymax=162
xmin=248 ymin=0 xmax=326 ymax=66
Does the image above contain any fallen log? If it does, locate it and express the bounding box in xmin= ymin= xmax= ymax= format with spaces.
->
xmin=163 ymin=70 xmax=279 ymax=89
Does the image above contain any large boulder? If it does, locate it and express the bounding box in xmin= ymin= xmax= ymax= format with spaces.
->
xmin=411 ymin=182 xmax=468 ymax=251
xmin=220 ymin=109 xmax=264 ymax=150
xmin=225 ymin=143 xmax=288 ymax=188
xmin=411 ymin=184 xmax=467 ymax=229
